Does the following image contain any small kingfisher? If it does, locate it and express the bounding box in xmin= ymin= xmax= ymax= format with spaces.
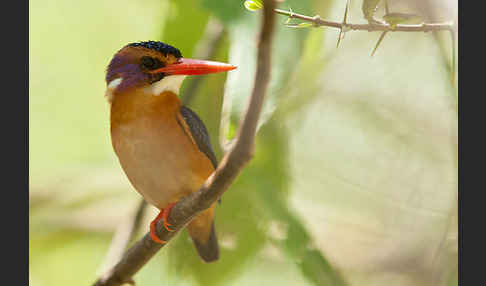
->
xmin=105 ymin=41 xmax=236 ymax=262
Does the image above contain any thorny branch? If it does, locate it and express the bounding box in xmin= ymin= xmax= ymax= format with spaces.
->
xmin=275 ymin=8 xmax=454 ymax=33
xmin=92 ymin=0 xmax=277 ymax=285
xmin=273 ymin=6 xmax=455 ymax=82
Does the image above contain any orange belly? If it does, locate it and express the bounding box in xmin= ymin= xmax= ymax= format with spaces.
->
xmin=110 ymin=90 xmax=214 ymax=209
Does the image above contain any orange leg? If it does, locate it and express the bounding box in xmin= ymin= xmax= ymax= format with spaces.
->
xmin=149 ymin=202 xmax=177 ymax=244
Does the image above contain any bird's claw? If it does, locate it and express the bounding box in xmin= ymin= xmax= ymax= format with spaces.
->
xmin=149 ymin=202 xmax=178 ymax=243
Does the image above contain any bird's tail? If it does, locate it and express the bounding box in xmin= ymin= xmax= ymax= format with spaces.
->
xmin=187 ymin=205 xmax=219 ymax=263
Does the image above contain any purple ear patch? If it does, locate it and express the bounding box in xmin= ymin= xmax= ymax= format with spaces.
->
xmin=117 ymin=68 xmax=147 ymax=93
xmin=107 ymin=63 xmax=148 ymax=94
xmin=106 ymin=53 xmax=130 ymax=83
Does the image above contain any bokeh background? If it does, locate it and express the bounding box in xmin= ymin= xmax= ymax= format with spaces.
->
xmin=29 ymin=0 xmax=458 ymax=285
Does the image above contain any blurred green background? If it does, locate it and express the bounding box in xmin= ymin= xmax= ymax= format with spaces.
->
xmin=29 ymin=0 xmax=458 ymax=285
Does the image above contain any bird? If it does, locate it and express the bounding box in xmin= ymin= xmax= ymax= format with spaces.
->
xmin=104 ymin=41 xmax=236 ymax=262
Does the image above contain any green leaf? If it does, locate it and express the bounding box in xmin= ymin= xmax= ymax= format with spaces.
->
xmin=247 ymin=121 xmax=347 ymax=286
xmin=244 ymin=0 xmax=263 ymax=11
xmin=222 ymin=2 xmax=311 ymax=136
xmin=298 ymin=249 xmax=347 ymax=286
xmin=362 ymin=0 xmax=381 ymax=19
xmin=276 ymin=29 xmax=328 ymax=117
xmin=161 ymin=0 xmax=210 ymax=57
xmin=362 ymin=0 xmax=385 ymax=24
xmin=201 ymin=0 xmax=246 ymax=24
xmin=383 ymin=12 xmax=423 ymax=28
xmin=286 ymin=22 xmax=313 ymax=28
xmin=227 ymin=119 xmax=237 ymax=139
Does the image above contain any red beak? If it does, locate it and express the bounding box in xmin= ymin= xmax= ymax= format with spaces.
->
xmin=149 ymin=58 xmax=237 ymax=76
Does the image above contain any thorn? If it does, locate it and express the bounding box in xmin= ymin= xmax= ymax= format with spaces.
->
xmin=343 ymin=0 xmax=350 ymax=25
xmin=336 ymin=31 xmax=343 ymax=48
xmin=371 ymin=31 xmax=388 ymax=57
xmin=284 ymin=7 xmax=293 ymax=25
xmin=337 ymin=0 xmax=351 ymax=48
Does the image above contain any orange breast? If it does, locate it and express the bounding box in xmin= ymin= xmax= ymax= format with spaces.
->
xmin=110 ymin=90 xmax=214 ymax=209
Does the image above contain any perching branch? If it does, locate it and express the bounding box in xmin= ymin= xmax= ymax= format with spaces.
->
xmin=92 ymin=0 xmax=276 ymax=285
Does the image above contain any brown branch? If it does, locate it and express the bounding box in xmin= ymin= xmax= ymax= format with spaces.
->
xmin=92 ymin=1 xmax=276 ymax=285
xmin=274 ymin=8 xmax=454 ymax=33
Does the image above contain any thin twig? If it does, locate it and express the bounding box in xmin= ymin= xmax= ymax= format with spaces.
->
xmin=276 ymin=6 xmax=455 ymax=80
xmin=274 ymin=8 xmax=454 ymax=32
xmin=371 ymin=31 xmax=388 ymax=56
xmin=92 ymin=0 xmax=276 ymax=285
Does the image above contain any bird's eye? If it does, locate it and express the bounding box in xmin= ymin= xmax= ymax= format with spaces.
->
xmin=141 ymin=56 xmax=156 ymax=69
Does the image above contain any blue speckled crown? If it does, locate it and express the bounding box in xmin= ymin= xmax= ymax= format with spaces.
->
xmin=128 ymin=41 xmax=182 ymax=58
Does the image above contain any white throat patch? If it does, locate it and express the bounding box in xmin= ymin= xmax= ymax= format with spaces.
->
xmin=105 ymin=75 xmax=186 ymax=104
xmin=145 ymin=75 xmax=186 ymax=96
xmin=105 ymin=78 xmax=123 ymax=103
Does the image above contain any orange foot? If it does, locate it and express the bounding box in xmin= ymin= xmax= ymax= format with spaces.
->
xmin=149 ymin=202 xmax=177 ymax=244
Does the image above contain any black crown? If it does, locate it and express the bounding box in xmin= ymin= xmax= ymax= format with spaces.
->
xmin=127 ymin=41 xmax=182 ymax=58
